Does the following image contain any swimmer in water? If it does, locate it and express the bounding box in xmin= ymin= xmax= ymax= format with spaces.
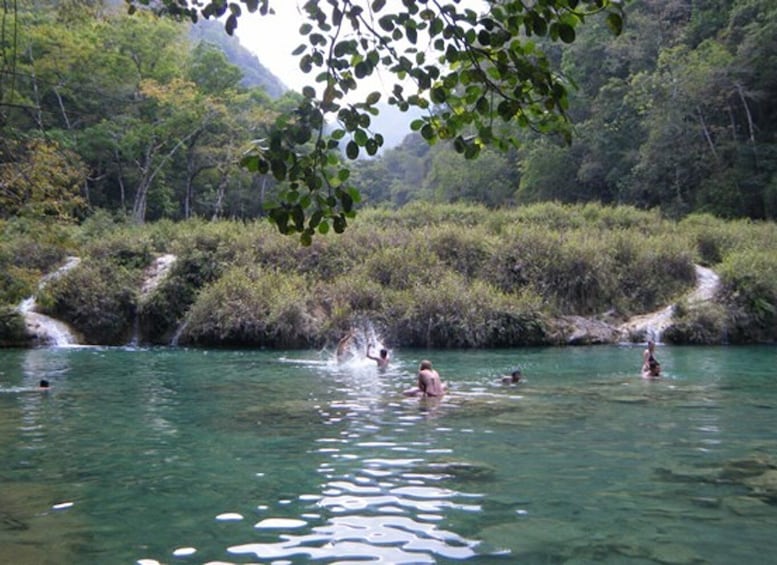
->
xmin=366 ymin=343 xmax=390 ymax=369
xmin=501 ymin=368 xmax=523 ymax=384
xmin=642 ymin=340 xmax=661 ymax=378
xmin=39 ymin=379 xmax=50 ymax=390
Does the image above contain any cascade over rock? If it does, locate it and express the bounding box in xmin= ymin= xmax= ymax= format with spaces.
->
xmin=18 ymin=257 xmax=82 ymax=347
xmin=617 ymin=265 xmax=721 ymax=344
xmin=553 ymin=265 xmax=721 ymax=345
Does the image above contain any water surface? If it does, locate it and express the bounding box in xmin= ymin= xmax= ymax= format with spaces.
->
xmin=1 ymin=345 xmax=776 ymax=564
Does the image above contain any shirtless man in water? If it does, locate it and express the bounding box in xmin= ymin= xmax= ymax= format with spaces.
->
xmin=408 ymin=359 xmax=446 ymax=397
xmin=366 ymin=343 xmax=390 ymax=369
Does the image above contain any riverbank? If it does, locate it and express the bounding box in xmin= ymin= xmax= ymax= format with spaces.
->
xmin=1 ymin=202 xmax=776 ymax=348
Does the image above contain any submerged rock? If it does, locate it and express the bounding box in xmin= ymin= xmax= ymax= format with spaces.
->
xmin=411 ymin=459 xmax=496 ymax=482
xmin=743 ymin=470 xmax=777 ymax=503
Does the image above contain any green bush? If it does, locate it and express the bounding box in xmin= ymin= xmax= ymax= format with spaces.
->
xmin=0 ymin=265 xmax=39 ymax=306
xmin=316 ymin=274 xmax=388 ymax=337
xmin=181 ymin=267 xmax=319 ymax=348
xmin=354 ymin=241 xmax=445 ymax=291
xmin=84 ymin=227 xmax=153 ymax=270
xmin=38 ymin=259 xmax=138 ymax=345
xmin=138 ymin=244 xmax=226 ymax=344
xmin=3 ymin=204 xmax=776 ymax=348
xmin=609 ymin=231 xmax=697 ymax=314
xmin=0 ymin=306 xmax=29 ymax=346
xmin=485 ymin=227 xmax=619 ymax=315
xmin=426 ymin=224 xmax=495 ymax=280
xmin=663 ymin=301 xmax=728 ymax=344
xmin=718 ymin=249 xmax=777 ymax=343
xmin=386 ymin=274 xmax=546 ymax=348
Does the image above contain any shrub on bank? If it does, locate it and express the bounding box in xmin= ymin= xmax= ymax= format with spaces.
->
xmin=0 ymin=218 xmax=73 ymax=304
xmin=82 ymin=227 xmax=154 ymax=270
xmin=37 ymin=259 xmax=138 ymax=345
xmin=680 ymin=214 xmax=777 ymax=267
xmin=426 ymin=224 xmax=495 ymax=280
xmin=718 ymin=249 xmax=777 ymax=343
xmin=181 ymin=267 xmax=319 ymax=348
xmin=316 ymin=274 xmax=388 ymax=340
xmin=610 ymin=231 xmax=697 ymax=315
xmin=138 ymin=243 xmax=227 ymax=345
xmin=0 ymin=307 xmax=28 ymax=346
xmin=5 ymin=203 xmax=777 ymax=349
xmin=663 ymin=301 xmax=728 ymax=344
xmin=385 ymin=274 xmax=547 ymax=348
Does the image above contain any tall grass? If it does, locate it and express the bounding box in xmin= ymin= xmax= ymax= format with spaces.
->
xmin=4 ymin=203 xmax=777 ymax=347
xmin=181 ymin=266 xmax=318 ymax=348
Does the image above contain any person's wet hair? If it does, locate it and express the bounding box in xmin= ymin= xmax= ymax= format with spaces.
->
xmin=39 ymin=379 xmax=50 ymax=388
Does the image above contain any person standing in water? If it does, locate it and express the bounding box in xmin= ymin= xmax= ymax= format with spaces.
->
xmin=642 ymin=340 xmax=661 ymax=378
xmin=366 ymin=343 xmax=390 ymax=369
xmin=409 ymin=360 xmax=446 ymax=397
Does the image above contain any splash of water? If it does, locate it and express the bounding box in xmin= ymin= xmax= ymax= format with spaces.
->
xmin=18 ymin=257 xmax=81 ymax=347
xmin=333 ymin=321 xmax=388 ymax=367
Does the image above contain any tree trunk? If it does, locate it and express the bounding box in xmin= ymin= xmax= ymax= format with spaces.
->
xmin=696 ymin=106 xmax=718 ymax=161
xmin=734 ymin=81 xmax=758 ymax=168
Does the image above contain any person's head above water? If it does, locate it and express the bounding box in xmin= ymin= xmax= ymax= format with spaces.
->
xmin=502 ymin=368 xmax=522 ymax=384
xmin=39 ymin=379 xmax=50 ymax=389
xmin=419 ymin=359 xmax=433 ymax=371
xmin=379 ymin=348 xmax=388 ymax=358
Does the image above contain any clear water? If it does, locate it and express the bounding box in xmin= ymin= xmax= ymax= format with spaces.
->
xmin=1 ymin=345 xmax=776 ymax=564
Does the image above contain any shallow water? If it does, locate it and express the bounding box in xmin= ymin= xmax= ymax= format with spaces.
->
xmin=1 ymin=345 xmax=776 ymax=564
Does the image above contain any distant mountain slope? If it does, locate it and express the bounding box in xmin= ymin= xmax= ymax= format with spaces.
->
xmin=189 ymin=20 xmax=287 ymax=98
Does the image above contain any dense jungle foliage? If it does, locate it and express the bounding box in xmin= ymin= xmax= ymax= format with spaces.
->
xmin=1 ymin=203 xmax=776 ymax=348
xmin=1 ymin=0 xmax=776 ymax=225
xmin=357 ymin=0 xmax=777 ymax=220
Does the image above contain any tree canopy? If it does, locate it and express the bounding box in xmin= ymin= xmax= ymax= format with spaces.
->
xmin=4 ymin=0 xmax=775 ymax=233
xmin=130 ymin=0 xmax=626 ymax=243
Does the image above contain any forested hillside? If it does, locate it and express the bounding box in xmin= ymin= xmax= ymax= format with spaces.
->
xmin=189 ymin=19 xmax=286 ymax=98
xmin=0 ymin=1 xmax=299 ymax=223
xmin=1 ymin=0 xmax=775 ymax=225
xmin=351 ymin=0 xmax=777 ymax=221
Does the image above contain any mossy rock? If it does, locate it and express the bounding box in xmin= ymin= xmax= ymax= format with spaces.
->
xmin=0 ymin=307 xmax=31 ymax=347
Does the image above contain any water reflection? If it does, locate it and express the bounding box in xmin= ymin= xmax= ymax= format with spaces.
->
xmin=217 ymin=361 xmax=494 ymax=563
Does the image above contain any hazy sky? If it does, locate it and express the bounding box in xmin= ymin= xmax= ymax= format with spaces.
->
xmin=235 ymin=1 xmax=487 ymax=94
xmin=235 ymin=4 xmax=308 ymax=92
xmin=233 ymin=1 xmax=486 ymax=148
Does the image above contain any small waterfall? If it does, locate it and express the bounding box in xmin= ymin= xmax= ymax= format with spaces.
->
xmin=170 ymin=320 xmax=188 ymax=347
xmin=18 ymin=257 xmax=82 ymax=347
xmin=620 ymin=305 xmax=674 ymax=344
xmin=618 ymin=264 xmax=721 ymax=344
xmin=130 ymin=254 xmax=177 ymax=347
xmin=140 ymin=254 xmax=177 ymax=299
xmin=22 ymin=310 xmax=80 ymax=347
